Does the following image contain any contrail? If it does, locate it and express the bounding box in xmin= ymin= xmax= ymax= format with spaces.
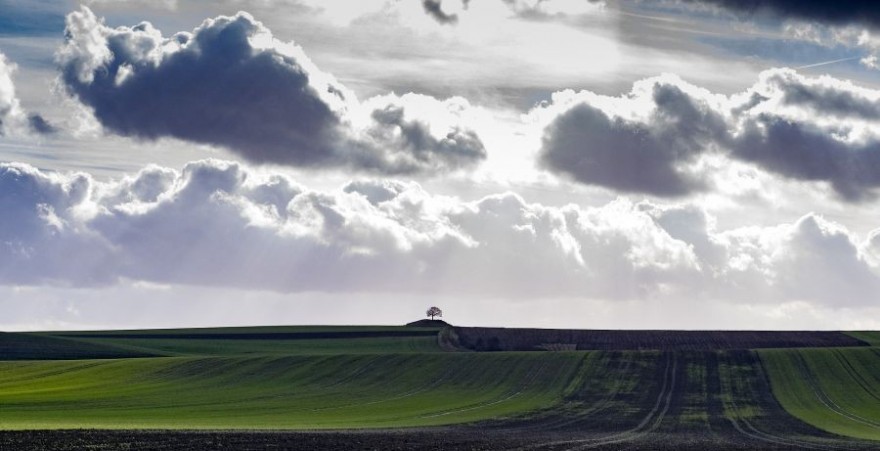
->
xmin=796 ymin=56 xmax=861 ymax=70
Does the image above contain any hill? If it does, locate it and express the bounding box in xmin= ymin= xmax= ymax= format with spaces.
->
xmin=0 ymin=326 xmax=878 ymax=450
xmin=405 ymin=319 xmax=450 ymax=327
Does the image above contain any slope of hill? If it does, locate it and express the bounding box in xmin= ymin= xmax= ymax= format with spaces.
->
xmin=0 ymin=352 xmax=582 ymax=429
xmin=0 ymin=325 xmax=878 ymax=450
xmin=761 ymin=347 xmax=880 ymax=440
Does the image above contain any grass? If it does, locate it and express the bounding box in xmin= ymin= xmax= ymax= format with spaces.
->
xmin=0 ymin=326 xmax=586 ymax=429
xmin=0 ymin=350 xmax=584 ymax=429
xmin=760 ymin=347 xmax=880 ymax=440
xmin=1 ymin=325 xmax=879 ymax=447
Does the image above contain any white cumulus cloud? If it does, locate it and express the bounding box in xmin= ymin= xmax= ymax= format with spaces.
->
xmin=1 ymin=159 xmax=879 ymax=308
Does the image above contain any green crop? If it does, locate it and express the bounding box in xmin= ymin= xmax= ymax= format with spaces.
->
xmin=761 ymin=347 xmax=880 ymax=440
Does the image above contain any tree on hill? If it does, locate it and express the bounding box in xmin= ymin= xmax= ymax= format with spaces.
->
xmin=426 ymin=306 xmax=442 ymax=320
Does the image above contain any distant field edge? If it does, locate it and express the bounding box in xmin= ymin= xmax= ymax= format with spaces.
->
xmin=446 ymin=327 xmax=871 ymax=351
xmin=0 ymin=332 xmax=158 ymax=361
xmin=846 ymin=331 xmax=880 ymax=346
xmin=56 ymin=330 xmax=439 ymax=340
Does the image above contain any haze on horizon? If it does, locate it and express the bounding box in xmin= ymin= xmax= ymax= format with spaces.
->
xmin=2 ymin=0 xmax=880 ymax=331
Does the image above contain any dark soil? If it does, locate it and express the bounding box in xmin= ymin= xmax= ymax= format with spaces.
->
xmin=58 ymin=330 xmax=439 ymax=340
xmin=406 ymin=319 xmax=451 ymax=328
xmin=0 ymin=332 xmax=155 ymax=360
xmin=450 ymin=328 xmax=866 ymax=351
xmin=0 ymin=428 xmax=870 ymax=451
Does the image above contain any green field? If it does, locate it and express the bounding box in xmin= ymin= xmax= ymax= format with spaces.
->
xmin=761 ymin=347 xmax=880 ymax=440
xmin=1 ymin=325 xmax=879 ymax=449
xmin=0 ymin=327 xmax=582 ymax=429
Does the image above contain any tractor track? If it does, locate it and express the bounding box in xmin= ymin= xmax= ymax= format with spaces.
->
xmin=795 ymin=353 xmax=880 ymax=430
xmin=522 ymin=352 xmax=677 ymax=451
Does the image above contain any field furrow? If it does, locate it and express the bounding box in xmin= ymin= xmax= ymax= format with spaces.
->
xmin=718 ymin=351 xmax=845 ymax=450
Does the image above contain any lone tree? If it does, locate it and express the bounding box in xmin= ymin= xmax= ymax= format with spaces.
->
xmin=426 ymin=306 xmax=443 ymax=320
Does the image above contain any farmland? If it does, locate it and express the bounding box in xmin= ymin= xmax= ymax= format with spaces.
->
xmin=448 ymin=327 xmax=866 ymax=351
xmin=0 ymin=325 xmax=879 ymax=450
xmin=0 ymin=353 xmax=582 ymax=430
xmin=761 ymin=347 xmax=880 ymax=441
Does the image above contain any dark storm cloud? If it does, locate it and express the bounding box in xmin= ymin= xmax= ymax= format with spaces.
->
xmin=732 ymin=115 xmax=880 ymax=201
xmin=536 ymin=69 xmax=880 ymax=200
xmin=683 ymin=0 xmax=880 ymax=29
xmin=768 ymin=74 xmax=880 ymax=120
xmin=27 ymin=114 xmax=57 ymax=135
xmin=538 ymin=75 xmax=726 ymax=197
xmin=729 ymin=69 xmax=880 ymax=201
xmin=59 ymin=9 xmax=348 ymax=167
xmin=422 ymin=0 xmax=459 ymax=25
xmin=57 ymin=8 xmax=486 ymax=175
xmin=359 ymin=96 xmax=486 ymax=172
xmin=541 ymin=103 xmax=702 ymax=197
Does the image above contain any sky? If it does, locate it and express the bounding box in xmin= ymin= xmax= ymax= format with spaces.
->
xmin=2 ymin=0 xmax=880 ymax=331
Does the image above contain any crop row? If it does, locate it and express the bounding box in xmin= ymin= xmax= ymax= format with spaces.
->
xmin=0 ymin=352 xmax=582 ymax=430
xmin=761 ymin=347 xmax=880 ymax=441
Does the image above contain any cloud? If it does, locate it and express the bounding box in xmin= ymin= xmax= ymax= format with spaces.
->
xmin=537 ymin=74 xmax=727 ymax=196
xmin=419 ymin=0 xmax=604 ymax=24
xmin=502 ymin=0 xmax=604 ymax=19
xmin=535 ymin=68 xmax=880 ymax=200
xmin=2 ymin=159 xmax=879 ymax=308
xmin=0 ymin=50 xmax=60 ymax=136
xmin=730 ymin=69 xmax=880 ymax=200
xmin=27 ymin=114 xmax=57 ymax=135
xmin=422 ymin=0 xmax=460 ymax=25
xmin=57 ymin=7 xmax=486 ymax=175
xmin=642 ymin=202 xmax=880 ymax=306
xmin=0 ymin=52 xmax=25 ymax=135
